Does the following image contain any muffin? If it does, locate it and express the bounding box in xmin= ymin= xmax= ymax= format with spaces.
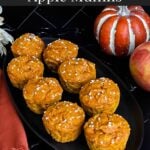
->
xmin=42 ymin=101 xmax=85 ymax=143
xmin=43 ymin=39 xmax=78 ymax=71
xmin=79 ymin=77 xmax=120 ymax=115
xmin=84 ymin=113 xmax=131 ymax=150
xmin=11 ymin=33 xmax=45 ymax=58
xmin=58 ymin=58 xmax=96 ymax=93
xmin=23 ymin=77 xmax=63 ymax=114
xmin=7 ymin=56 xmax=44 ymax=89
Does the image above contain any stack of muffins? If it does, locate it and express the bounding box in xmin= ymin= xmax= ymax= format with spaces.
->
xmin=7 ymin=33 xmax=131 ymax=150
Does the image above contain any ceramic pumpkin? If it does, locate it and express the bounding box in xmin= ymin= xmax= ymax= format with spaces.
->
xmin=94 ymin=6 xmax=150 ymax=56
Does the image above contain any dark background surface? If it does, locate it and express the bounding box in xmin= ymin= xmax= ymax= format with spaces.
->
xmin=1 ymin=6 xmax=150 ymax=150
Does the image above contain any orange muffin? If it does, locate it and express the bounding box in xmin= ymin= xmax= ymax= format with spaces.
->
xmin=7 ymin=56 xmax=44 ymax=89
xmin=79 ymin=77 xmax=120 ymax=115
xmin=42 ymin=101 xmax=85 ymax=143
xmin=11 ymin=33 xmax=45 ymax=58
xmin=84 ymin=113 xmax=131 ymax=150
xmin=43 ymin=39 xmax=78 ymax=71
xmin=23 ymin=77 xmax=63 ymax=114
xmin=58 ymin=58 xmax=96 ymax=93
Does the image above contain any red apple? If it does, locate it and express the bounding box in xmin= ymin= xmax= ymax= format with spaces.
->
xmin=129 ymin=41 xmax=150 ymax=91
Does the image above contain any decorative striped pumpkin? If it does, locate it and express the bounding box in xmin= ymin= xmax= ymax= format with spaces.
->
xmin=94 ymin=6 xmax=150 ymax=56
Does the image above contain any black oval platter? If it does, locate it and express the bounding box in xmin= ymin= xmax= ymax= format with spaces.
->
xmin=3 ymin=36 xmax=144 ymax=150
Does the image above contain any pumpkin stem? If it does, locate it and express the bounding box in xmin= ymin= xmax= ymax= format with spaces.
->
xmin=118 ymin=6 xmax=130 ymax=16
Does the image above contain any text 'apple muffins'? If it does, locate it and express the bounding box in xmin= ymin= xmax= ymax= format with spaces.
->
xmin=23 ymin=77 xmax=63 ymax=114
xmin=42 ymin=101 xmax=85 ymax=143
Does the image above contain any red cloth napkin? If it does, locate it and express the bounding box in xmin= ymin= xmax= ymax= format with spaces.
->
xmin=0 ymin=69 xmax=29 ymax=150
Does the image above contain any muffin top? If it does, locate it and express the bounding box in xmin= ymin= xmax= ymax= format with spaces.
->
xmin=43 ymin=101 xmax=85 ymax=130
xmin=80 ymin=77 xmax=120 ymax=113
xmin=23 ymin=77 xmax=63 ymax=110
xmin=11 ymin=33 xmax=45 ymax=58
xmin=7 ymin=56 xmax=44 ymax=89
xmin=84 ymin=113 xmax=130 ymax=149
xmin=43 ymin=39 xmax=78 ymax=70
xmin=58 ymin=58 xmax=96 ymax=83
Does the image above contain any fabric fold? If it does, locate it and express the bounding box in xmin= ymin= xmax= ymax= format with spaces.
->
xmin=0 ymin=70 xmax=29 ymax=150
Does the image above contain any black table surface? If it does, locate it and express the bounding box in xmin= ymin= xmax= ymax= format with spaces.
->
xmin=1 ymin=6 xmax=150 ymax=150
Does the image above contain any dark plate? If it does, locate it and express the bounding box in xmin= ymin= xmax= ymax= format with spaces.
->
xmin=3 ymin=35 xmax=144 ymax=150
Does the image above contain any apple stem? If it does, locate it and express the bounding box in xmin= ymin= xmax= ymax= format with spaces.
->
xmin=118 ymin=6 xmax=130 ymax=16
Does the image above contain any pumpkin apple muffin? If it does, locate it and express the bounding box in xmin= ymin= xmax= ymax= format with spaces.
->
xmin=7 ymin=56 xmax=44 ymax=89
xmin=11 ymin=33 xmax=45 ymax=58
xmin=42 ymin=101 xmax=85 ymax=143
xmin=43 ymin=39 xmax=78 ymax=71
xmin=79 ymin=77 xmax=120 ymax=116
xmin=84 ymin=113 xmax=131 ymax=150
xmin=23 ymin=77 xmax=63 ymax=114
xmin=58 ymin=58 xmax=96 ymax=93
